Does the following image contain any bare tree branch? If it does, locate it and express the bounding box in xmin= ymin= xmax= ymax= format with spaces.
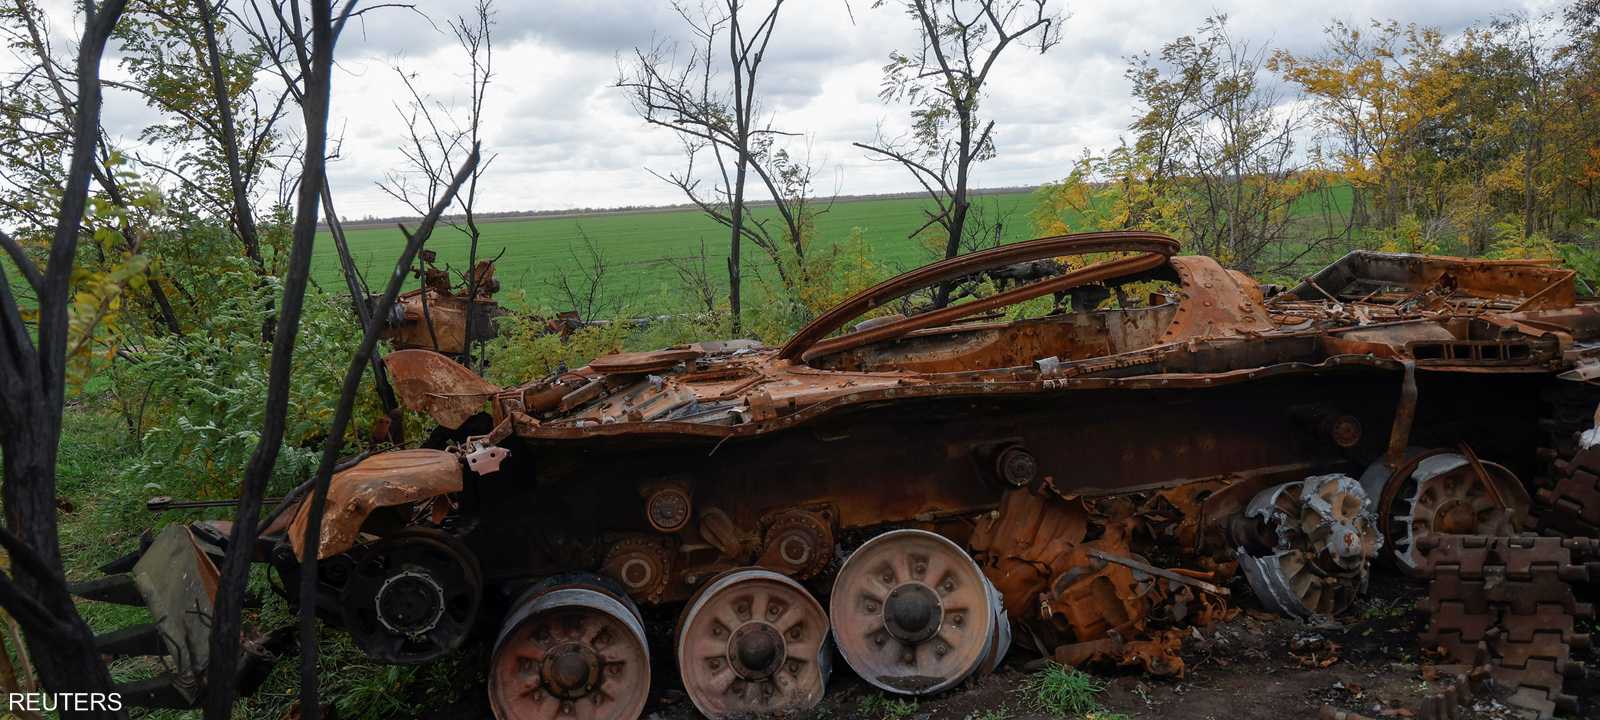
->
xmin=0 ymin=229 xmax=41 ymax=295
xmin=192 ymin=0 xmax=268 ymax=270
xmin=866 ymin=0 xmax=1062 ymax=306
xmin=204 ymin=1 xmax=352 ymax=716
xmin=295 ymin=144 xmax=479 ymax=720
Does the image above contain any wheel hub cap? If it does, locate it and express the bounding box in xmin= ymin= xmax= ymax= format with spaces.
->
xmin=542 ymin=642 xmax=599 ymax=699
xmin=1435 ymin=498 xmax=1478 ymax=535
xmin=375 ymin=569 xmax=445 ymax=636
xmin=883 ymin=583 xmax=943 ymax=643
xmin=729 ymin=622 xmax=786 ymax=680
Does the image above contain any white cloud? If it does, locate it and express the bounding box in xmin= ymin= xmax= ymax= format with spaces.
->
xmin=35 ymin=0 xmax=1549 ymax=219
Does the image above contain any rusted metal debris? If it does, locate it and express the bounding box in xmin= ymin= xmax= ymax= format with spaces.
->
xmin=76 ymin=232 xmax=1600 ymax=717
xmin=378 ymin=255 xmax=505 ymax=355
xmin=286 ymin=448 xmax=463 ymax=560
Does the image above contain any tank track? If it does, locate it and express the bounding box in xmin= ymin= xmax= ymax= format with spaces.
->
xmin=1536 ymin=442 xmax=1600 ymax=536
xmin=1418 ymin=534 xmax=1597 ymax=719
xmin=1534 ymin=384 xmax=1600 ymax=536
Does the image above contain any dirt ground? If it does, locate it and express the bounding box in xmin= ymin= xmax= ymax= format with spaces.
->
xmin=420 ymin=566 xmax=1597 ymax=720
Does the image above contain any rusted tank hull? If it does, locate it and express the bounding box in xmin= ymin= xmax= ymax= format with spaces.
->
xmin=84 ymin=235 xmax=1600 ymax=716
xmin=456 ymin=366 xmax=1552 ymax=594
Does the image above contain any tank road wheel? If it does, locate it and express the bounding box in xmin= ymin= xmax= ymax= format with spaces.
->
xmin=488 ymin=587 xmax=650 ymax=720
xmin=1368 ymin=451 xmax=1529 ymax=575
xmin=975 ymin=575 xmax=1012 ymax=678
xmin=830 ymin=529 xmax=997 ymax=696
xmin=340 ymin=529 xmax=482 ymax=664
xmin=1238 ymin=474 xmax=1382 ymax=618
xmin=676 ymin=568 xmax=832 ymax=719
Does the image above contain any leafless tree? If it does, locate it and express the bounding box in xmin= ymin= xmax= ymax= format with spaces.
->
xmin=277 ymin=36 xmax=492 ymax=710
xmin=200 ymin=1 xmax=365 ymax=716
xmin=293 ymin=147 xmax=478 ymax=720
xmin=859 ymin=0 xmax=1061 ymax=306
xmin=374 ymin=1 xmax=498 ymax=366
xmin=448 ymin=0 xmax=495 ymax=368
xmin=0 ymin=2 xmax=130 ymax=717
xmin=183 ymin=4 xmax=482 ymax=717
xmin=1146 ymin=18 xmax=1305 ymax=271
xmin=190 ymin=0 xmax=274 ymax=269
xmin=667 ymin=237 xmax=722 ymax=315
xmin=547 ymin=227 xmax=615 ymax=320
xmin=619 ymin=0 xmax=807 ymax=332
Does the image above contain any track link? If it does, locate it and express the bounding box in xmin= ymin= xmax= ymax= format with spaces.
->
xmin=1419 ymin=534 xmax=1597 ymax=719
xmin=1537 ymin=444 xmax=1600 ymax=536
xmin=1533 ymin=385 xmax=1600 ymax=536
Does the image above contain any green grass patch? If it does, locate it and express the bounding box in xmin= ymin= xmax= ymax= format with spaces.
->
xmin=1020 ymin=663 xmax=1107 ymax=717
xmin=323 ymin=193 xmax=1044 ymax=313
xmin=320 ymin=185 xmax=1376 ymax=313
xmin=858 ymin=692 xmax=919 ymax=720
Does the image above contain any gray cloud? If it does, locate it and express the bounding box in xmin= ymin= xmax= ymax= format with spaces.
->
xmin=51 ymin=0 xmax=1556 ymax=219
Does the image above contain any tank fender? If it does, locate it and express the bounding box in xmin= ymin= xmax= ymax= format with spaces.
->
xmin=385 ymin=349 xmax=501 ymax=429
xmin=288 ymin=448 xmax=463 ymax=559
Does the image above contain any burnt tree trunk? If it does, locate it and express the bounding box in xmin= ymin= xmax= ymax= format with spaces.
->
xmin=204 ymin=2 xmax=345 ymax=716
xmin=0 ymin=1 xmax=130 ymax=717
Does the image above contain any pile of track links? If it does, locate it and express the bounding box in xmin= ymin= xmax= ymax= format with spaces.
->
xmin=1417 ymin=535 xmax=1596 ymax=720
xmin=1343 ymin=398 xmax=1600 ymax=720
xmin=1317 ymin=531 xmax=1597 ymax=720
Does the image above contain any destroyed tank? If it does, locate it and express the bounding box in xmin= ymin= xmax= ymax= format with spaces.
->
xmin=83 ymin=231 xmax=1600 ymax=718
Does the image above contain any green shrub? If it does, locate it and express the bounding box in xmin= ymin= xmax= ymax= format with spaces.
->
xmin=484 ymin=299 xmax=635 ymax=385
xmin=115 ymin=277 xmax=377 ymax=499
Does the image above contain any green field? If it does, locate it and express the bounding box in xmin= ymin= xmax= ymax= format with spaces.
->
xmin=324 ymin=192 xmax=1044 ymax=313
xmin=1 ymin=185 xmax=1361 ymax=315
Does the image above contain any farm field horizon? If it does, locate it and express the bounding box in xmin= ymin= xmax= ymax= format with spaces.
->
xmin=319 ymin=190 xmax=1044 ymax=313
xmin=318 ymin=183 xmax=1359 ymax=315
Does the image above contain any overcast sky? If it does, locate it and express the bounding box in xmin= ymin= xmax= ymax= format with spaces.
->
xmin=80 ymin=0 xmax=1559 ymax=218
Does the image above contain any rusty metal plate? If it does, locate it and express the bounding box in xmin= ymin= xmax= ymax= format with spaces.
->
xmin=1162 ymin=255 xmax=1274 ymax=342
xmin=288 ymin=449 xmax=463 ymax=559
xmin=588 ymin=348 xmax=704 ymax=375
xmin=385 ymin=349 xmax=501 ymax=429
xmin=132 ymin=525 xmax=221 ymax=702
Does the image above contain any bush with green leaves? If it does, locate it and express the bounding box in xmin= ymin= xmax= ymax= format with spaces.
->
xmin=114 ymin=270 xmax=377 ymax=499
xmin=484 ymin=300 xmax=637 ymax=386
xmin=742 ymin=227 xmax=887 ymax=345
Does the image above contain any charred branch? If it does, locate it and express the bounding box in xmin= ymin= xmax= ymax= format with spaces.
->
xmin=295 ymin=144 xmax=480 ymax=720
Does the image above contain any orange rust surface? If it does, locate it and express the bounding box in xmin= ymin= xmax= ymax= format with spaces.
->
xmin=588 ymin=348 xmax=705 ymax=374
xmin=385 ymin=290 xmax=476 ymax=354
xmin=330 ymin=235 xmax=1600 ymax=684
xmin=778 ymin=231 xmax=1181 ymax=361
xmin=386 ymin=349 xmax=501 ymax=429
xmin=1162 ymin=255 xmax=1275 ymax=342
xmin=423 ymin=236 xmax=1597 ymax=447
xmin=288 ymin=449 xmax=463 ymax=559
